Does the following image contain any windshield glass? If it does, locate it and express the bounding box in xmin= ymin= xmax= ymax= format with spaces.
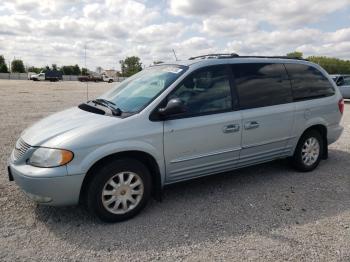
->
xmin=100 ymin=65 xmax=187 ymax=113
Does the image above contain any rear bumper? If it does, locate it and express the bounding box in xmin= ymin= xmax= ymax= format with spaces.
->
xmin=328 ymin=124 xmax=344 ymax=145
xmin=9 ymin=163 xmax=84 ymax=206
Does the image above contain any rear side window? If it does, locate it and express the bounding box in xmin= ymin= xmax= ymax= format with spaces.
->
xmin=284 ymin=63 xmax=335 ymax=101
xmin=231 ymin=63 xmax=292 ymax=109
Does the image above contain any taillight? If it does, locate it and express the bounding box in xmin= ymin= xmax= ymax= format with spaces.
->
xmin=338 ymin=98 xmax=344 ymax=114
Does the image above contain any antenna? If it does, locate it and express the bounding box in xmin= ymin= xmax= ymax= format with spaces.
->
xmin=172 ymin=49 xmax=178 ymax=61
xmin=84 ymin=44 xmax=89 ymax=100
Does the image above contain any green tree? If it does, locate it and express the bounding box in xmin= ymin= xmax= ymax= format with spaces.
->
xmin=81 ymin=68 xmax=88 ymax=75
xmin=73 ymin=64 xmax=81 ymax=75
xmin=52 ymin=64 xmax=58 ymax=71
xmin=120 ymin=56 xmax=142 ymax=77
xmin=0 ymin=55 xmax=8 ymax=73
xmin=27 ymin=66 xmax=43 ymax=73
xmin=11 ymin=59 xmax=25 ymax=73
xmin=0 ymin=55 xmax=5 ymax=66
xmin=59 ymin=65 xmax=81 ymax=75
xmin=0 ymin=64 xmax=8 ymax=73
xmin=287 ymin=51 xmax=303 ymax=59
xmin=307 ymin=56 xmax=350 ymax=74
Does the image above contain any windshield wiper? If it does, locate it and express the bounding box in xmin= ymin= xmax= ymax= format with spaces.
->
xmin=91 ymin=99 xmax=122 ymax=116
xmin=95 ymin=98 xmax=116 ymax=106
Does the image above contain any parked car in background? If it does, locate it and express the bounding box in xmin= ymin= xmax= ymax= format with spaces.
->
xmin=31 ymin=70 xmax=62 ymax=82
xmin=78 ymin=74 xmax=114 ymax=83
xmin=78 ymin=75 xmax=102 ymax=82
xmin=8 ymin=54 xmax=344 ymax=222
xmin=330 ymin=74 xmax=350 ymax=99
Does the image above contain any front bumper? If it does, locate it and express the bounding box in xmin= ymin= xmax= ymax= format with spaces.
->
xmin=8 ymin=163 xmax=85 ymax=206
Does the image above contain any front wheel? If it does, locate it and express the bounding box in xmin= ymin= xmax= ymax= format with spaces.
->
xmin=292 ymin=130 xmax=323 ymax=172
xmin=85 ymin=158 xmax=151 ymax=222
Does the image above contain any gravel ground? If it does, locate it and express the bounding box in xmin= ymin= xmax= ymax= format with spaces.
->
xmin=0 ymin=79 xmax=350 ymax=261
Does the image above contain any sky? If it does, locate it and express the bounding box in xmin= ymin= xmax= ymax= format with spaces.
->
xmin=0 ymin=0 xmax=350 ymax=71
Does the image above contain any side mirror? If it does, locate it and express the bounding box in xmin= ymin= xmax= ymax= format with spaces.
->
xmin=158 ymin=98 xmax=186 ymax=117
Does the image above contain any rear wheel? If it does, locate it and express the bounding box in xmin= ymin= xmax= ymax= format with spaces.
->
xmin=292 ymin=130 xmax=323 ymax=172
xmin=85 ymin=158 xmax=151 ymax=222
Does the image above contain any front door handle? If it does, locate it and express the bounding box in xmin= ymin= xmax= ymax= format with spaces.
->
xmin=244 ymin=121 xmax=259 ymax=130
xmin=223 ymin=124 xmax=240 ymax=133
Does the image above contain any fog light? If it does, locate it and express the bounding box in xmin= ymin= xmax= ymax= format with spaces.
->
xmin=24 ymin=192 xmax=52 ymax=203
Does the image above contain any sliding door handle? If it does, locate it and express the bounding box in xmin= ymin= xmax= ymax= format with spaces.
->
xmin=244 ymin=121 xmax=259 ymax=130
xmin=223 ymin=124 xmax=240 ymax=133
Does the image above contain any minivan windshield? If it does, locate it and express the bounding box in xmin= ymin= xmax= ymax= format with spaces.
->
xmin=100 ymin=65 xmax=187 ymax=113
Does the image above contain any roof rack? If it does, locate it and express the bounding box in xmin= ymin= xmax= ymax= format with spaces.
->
xmin=188 ymin=53 xmax=239 ymax=60
xmin=238 ymin=55 xmax=308 ymax=61
xmin=188 ymin=54 xmax=308 ymax=61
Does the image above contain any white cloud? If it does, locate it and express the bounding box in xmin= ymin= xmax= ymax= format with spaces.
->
xmin=202 ymin=17 xmax=258 ymax=36
xmin=133 ymin=22 xmax=184 ymax=43
xmin=170 ymin=0 xmax=349 ymax=28
xmin=0 ymin=0 xmax=350 ymax=70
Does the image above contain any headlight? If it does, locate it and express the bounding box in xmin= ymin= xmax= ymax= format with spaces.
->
xmin=28 ymin=148 xmax=74 ymax=168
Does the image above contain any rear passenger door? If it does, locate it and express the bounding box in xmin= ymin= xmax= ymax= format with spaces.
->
xmin=231 ymin=63 xmax=295 ymax=167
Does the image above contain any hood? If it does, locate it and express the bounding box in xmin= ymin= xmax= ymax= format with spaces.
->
xmin=22 ymin=107 xmax=122 ymax=147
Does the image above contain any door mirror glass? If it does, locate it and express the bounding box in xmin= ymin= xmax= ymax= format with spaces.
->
xmin=158 ymin=98 xmax=186 ymax=117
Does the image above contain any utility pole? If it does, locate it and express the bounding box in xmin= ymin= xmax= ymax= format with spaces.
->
xmin=84 ymin=44 xmax=89 ymax=100
xmin=172 ymin=49 xmax=178 ymax=61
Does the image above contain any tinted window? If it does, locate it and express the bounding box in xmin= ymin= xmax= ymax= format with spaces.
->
xmin=169 ymin=65 xmax=233 ymax=116
xmin=284 ymin=63 xmax=335 ymax=100
xmin=231 ymin=63 xmax=292 ymax=109
xmin=339 ymin=76 xmax=350 ymax=86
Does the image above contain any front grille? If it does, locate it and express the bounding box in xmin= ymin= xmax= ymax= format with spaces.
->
xmin=13 ymin=138 xmax=31 ymax=160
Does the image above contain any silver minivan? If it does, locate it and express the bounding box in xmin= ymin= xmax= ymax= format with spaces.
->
xmin=8 ymin=54 xmax=344 ymax=222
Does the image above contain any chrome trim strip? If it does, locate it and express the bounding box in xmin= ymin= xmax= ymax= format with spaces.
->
xmin=170 ymin=147 xmax=241 ymax=163
xmin=240 ymin=146 xmax=292 ymax=160
xmin=242 ymin=136 xmax=296 ymax=149
xmin=170 ymin=156 xmax=239 ymax=175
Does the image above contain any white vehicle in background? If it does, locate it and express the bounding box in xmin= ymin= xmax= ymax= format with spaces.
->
xmin=102 ymin=74 xmax=114 ymax=83
xmin=27 ymin=72 xmax=37 ymax=80
xmin=30 ymin=72 xmax=45 ymax=81
xmin=331 ymin=74 xmax=350 ymax=99
xmin=30 ymin=70 xmax=62 ymax=82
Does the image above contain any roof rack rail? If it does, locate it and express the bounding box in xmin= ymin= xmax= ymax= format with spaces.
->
xmin=238 ymin=55 xmax=308 ymax=61
xmin=188 ymin=54 xmax=308 ymax=61
xmin=189 ymin=53 xmax=239 ymax=60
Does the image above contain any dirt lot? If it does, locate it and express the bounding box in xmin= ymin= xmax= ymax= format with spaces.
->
xmin=0 ymin=79 xmax=350 ymax=261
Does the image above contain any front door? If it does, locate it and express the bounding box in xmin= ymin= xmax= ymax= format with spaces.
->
xmin=163 ymin=65 xmax=242 ymax=183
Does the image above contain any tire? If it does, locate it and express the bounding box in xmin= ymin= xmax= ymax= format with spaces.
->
xmin=292 ymin=130 xmax=324 ymax=172
xmin=85 ymin=158 xmax=152 ymax=222
xmin=108 ymin=79 xmax=113 ymax=83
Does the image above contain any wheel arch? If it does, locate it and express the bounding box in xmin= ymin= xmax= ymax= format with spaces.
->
xmin=79 ymin=150 xmax=163 ymax=204
xmin=297 ymin=124 xmax=328 ymax=159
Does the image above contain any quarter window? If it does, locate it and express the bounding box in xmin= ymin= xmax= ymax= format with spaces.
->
xmin=169 ymin=66 xmax=233 ymax=116
xmin=231 ymin=63 xmax=292 ymax=109
xmin=284 ymin=63 xmax=335 ymax=100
